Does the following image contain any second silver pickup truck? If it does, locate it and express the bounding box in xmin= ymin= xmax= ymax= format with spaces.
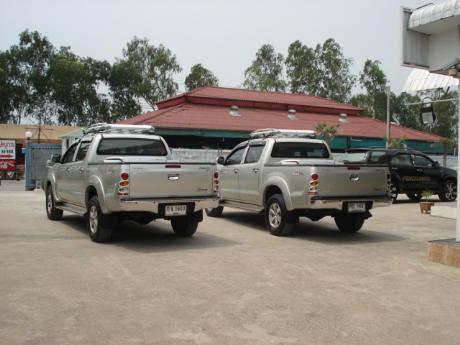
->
xmin=206 ymin=129 xmax=391 ymax=236
xmin=44 ymin=124 xmax=219 ymax=242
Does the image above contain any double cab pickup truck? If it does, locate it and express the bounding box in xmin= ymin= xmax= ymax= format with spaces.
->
xmin=44 ymin=124 xmax=219 ymax=242
xmin=206 ymin=129 xmax=391 ymax=236
xmin=344 ymin=148 xmax=457 ymax=202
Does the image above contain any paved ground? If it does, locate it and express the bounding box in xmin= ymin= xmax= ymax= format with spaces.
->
xmin=1 ymin=184 xmax=459 ymax=345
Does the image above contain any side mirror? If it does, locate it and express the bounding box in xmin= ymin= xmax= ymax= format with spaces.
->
xmin=48 ymin=153 xmax=61 ymax=166
xmin=216 ymin=156 xmax=225 ymax=165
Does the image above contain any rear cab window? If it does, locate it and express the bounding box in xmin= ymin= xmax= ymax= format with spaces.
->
xmin=97 ymin=138 xmax=168 ymax=156
xmin=271 ymin=142 xmax=330 ymax=159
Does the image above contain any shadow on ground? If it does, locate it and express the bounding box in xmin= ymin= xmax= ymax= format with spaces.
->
xmin=221 ymin=211 xmax=406 ymax=245
xmin=60 ymin=215 xmax=240 ymax=253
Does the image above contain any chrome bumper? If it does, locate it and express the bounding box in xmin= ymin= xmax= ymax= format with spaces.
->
xmin=118 ymin=197 xmax=220 ymax=214
xmin=308 ymin=196 xmax=392 ymax=210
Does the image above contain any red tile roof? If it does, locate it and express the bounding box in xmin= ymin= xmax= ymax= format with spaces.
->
xmin=121 ymin=103 xmax=441 ymax=142
xmin=157 ymin=86 xmax=361 ymax=115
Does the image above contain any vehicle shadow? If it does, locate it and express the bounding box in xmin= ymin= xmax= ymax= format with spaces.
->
xmin=60 ymin=215 xmax=240 ymax=253
xmin=221 ymin=211 xmax=406 ymax=245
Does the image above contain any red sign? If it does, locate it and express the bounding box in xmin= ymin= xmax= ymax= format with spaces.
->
xmin=0 ymin=140 xmax=16 ymax=160
xmin=0 ymin=160 xmax=15 ymax=171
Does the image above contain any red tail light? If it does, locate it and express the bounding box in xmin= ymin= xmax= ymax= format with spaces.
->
xmin=118 ymin=171 xmax=130 ymax=196
xmin=213 ymin=171 xmax=220 ymax=192
xmin=121 ymin=172 xmax=129 ymax=180
xmin=307 ymin=172 xmax=320 ymax=195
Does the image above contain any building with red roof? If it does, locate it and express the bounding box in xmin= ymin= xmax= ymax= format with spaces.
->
xmin=120 ymin=86 xmax=442 ymax=152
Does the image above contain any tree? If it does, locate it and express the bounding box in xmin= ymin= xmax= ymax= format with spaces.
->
xmin=388 ymin=136 xmax=407 ymax=149
xmin=185 ymin=64 xmax=218 ymax=91
xmin=49 ymin=47 xmax=112 ymax=125
xmin=286 ymin=40 xmax=318 ymax=94
xmin=121 ymin=37 xmax=181 ymax=108
xmin=316 ymin=39 xmax=355 ymax=102
xmin=314 ymin=123 xmax=339 ymax=145
xmin=243 ymin=44 xmax=286 ymax=92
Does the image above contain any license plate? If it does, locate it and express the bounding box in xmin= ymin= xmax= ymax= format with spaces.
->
xmin=347 ymin=202 xmax=366 ymax=213
xmin=165 ymin=205 xmax=187 ymax=216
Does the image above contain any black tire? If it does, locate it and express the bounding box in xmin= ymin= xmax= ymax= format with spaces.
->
xmin=439 ymin=179 xmax=457 ymax=202
xmin=334 ymin=214 xmax=365 ymax=233
xmin=205 ymin=206 xmax=224 ymax=217
xmin=390 ymin=183 xmax=399 ymax=203
xmin=46 ymin=186 xmax=63 ymax=221
xmin=87 ymin=196 xmax=113 ymax=243
xmin=171 ymin=216 xmax=198 ymax=237
xmin=264 ymin=194 xmax=296 ymax=236
xmin=406 ymin=192 xmax=422 ymax=202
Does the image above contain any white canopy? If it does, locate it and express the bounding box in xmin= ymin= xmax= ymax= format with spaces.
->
xmin=409 ymin=0 xmax=460 ymax=34
xmin=403 ymin=68 xmax=459 ymax=92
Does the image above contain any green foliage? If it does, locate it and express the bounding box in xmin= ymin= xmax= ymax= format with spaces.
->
xmin=286 ymin=39 xmax=354 ymax=102
xmin=185 ymin=64 xmax=218 ymax=91
xmin=388 ymin=136 xmax=406 ymax=149
xmin=121 ymin=37 xmax=181 ymax=108
xmin=243 ymin=44 xmax=286 ymax=92
xmin=421 ymin=190 xmax=433 ymax=201
xmin=314 ymin=123 xmax=339 ymax=145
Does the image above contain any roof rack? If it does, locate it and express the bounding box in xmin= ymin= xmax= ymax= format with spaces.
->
xmin=250 ymin=128 xmax=316 ymax=139
xmin=83 ymin=123 xmax=155 ymax=135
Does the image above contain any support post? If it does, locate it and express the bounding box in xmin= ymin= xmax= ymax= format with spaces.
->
xmin=457 ymin=84 xmax=460 ymax=242
xmin=386 ymin=85 xmax=391 ymax=148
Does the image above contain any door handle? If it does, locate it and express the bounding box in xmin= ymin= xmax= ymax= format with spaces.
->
xmin=78 ymin=168 xmax=84 ymax=173
xmin=416 ymin=168 xmax=423 ymax=172
xmin=233 ymin=168 xmax=239 ymax=173
xmin=65 ymin=167 xmax=71 ymax=172
xmin=253 ymin=168 xmax=260 ymax=174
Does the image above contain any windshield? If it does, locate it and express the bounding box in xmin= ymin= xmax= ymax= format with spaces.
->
xmin=97 ymin=138 xmax=168 ymax=156
xmin=271 ymin=142 xmax=330 ymax=159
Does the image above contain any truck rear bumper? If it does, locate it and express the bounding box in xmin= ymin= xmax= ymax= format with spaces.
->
xmin=308 ymin=195 xmax=392 ymax=210
xmin=118 ymin=197 xmax=219 ymax=214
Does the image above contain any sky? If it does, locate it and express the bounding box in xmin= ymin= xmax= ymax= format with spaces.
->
xmin=0 ymin=0 xmax=444 ymax=94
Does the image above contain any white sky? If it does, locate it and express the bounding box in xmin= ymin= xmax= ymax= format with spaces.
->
xmin=0 ymin=0 xmax=443 ymax=94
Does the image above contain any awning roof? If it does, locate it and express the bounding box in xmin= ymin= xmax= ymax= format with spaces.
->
xmin=409 ymin=0 xmax=460 ymax=34
xmin=402 ymin=68 xmax=459 ymax=92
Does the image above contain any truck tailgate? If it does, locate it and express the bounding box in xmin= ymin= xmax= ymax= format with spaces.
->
xmin=313 ymin=165 xmax=388 ymax=198
xmin=129 ymin=163 xmax=215 ymax=199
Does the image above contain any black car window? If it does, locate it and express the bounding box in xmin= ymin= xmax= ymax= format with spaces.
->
xmin=225 ymin=147 xmax=246 ymax=165
xmin=369 ymin=151 xmax=386 ymax=163
xmin=61 ymin=144 xmax=77 ymax=164
xmin=244 ymin=145 xmax=264 ymax=164
xmin=97 ymin=138 xmax=167 ymax=156
xmin=271 ymin=142 xmax=330 ymax=159
xmin=75 ymin=141 xmax=92 ymax=162
xmin=390 ymin=154 xmax=412 ymax=168
xmin=413 ymin=155 xmax=433 ymax=168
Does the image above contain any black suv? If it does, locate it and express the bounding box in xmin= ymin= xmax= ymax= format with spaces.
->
xmin=344 ymin=148 xmax=457 ymax=202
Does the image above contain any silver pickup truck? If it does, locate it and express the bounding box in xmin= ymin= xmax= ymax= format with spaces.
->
xmin=206 ymin=129 xmax=391 ymax=236
xmin=44 ymin=124 xmax=219 ymax=242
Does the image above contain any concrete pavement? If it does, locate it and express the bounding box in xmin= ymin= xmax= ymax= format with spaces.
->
xmin=0 ymin=188 xmax=459 ymax=345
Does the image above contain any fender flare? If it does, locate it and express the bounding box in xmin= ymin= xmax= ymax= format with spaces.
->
xmin=86 ymin=175 xmax=108 ymax=213
xmin=263 ymin=177 xmax=293 ymax=210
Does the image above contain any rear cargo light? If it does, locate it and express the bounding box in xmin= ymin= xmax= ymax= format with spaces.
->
xmin=307 ymin=172 xmax=320 ymax=195
xmin=213 ymin=171 xmax=220 ymax=192
xmin=118 ymin=171 xmax=130 ymax=196
xmin=165 ymin=164 xmax=181 ymax=168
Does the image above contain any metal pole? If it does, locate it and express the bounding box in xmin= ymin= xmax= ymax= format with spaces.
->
xmin=457 ymin=84 xmax=460 ymax=241
xmin=386 ymin=85 xmax=390 ymax=148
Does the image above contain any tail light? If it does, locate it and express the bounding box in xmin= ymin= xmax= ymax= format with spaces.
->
xmin=118 ymin=171 xmax=129 ymax=196
xmin=307 ymin=172 xmax=320 ymax=195
xmin=213 ymin=171 xmax=220 ymax=192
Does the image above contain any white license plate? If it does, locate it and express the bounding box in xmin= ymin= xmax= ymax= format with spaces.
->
xmin=165 ymin=205 xmax=187 ymax=216
xmin=347 ymin=202 xmax=366 ymax=213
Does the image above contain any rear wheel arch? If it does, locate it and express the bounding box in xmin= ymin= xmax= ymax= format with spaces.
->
xmin=264 ymin=185 xmax=283 ymax=206
xmin=85 ymin=186 xmax=98 ymax=207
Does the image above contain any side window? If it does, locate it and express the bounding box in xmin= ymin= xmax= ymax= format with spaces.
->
xmin=61 ymin=144 xmax=78 ymax=164
xmin=244 ymin=145 xmax=264 ymax=164
xmin=225 ymin=147 xmax=246 ymax=165
xmin=413 ymin=155 xmax=433 ymax=168
xmin=390 ymin=154 xmax=412 ymax=168
xmin=75 ymin=141 xmax=92 ymax=162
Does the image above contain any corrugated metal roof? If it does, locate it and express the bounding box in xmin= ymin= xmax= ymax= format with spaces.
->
xmin=402 ymin=68 xmax=459 ymax=92
xmin=409 ymin=0 xmax=460 ymax=33
xmin=121 ymin=103 xmax=441 ymax=142
xmin=0 ymin=124 xmax=80 ymax=142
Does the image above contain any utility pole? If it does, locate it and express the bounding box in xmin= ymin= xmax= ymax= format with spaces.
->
xmin=385 ymin=85 xmax=391 ymax=148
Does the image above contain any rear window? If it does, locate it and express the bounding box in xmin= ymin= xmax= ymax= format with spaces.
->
xmin=271 ymin=142 xmax=330 ymax=159
xmin=97 ymin=138 xmax=167 ymax=156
